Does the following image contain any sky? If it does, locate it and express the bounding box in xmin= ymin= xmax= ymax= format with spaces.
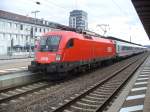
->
xmin=0 ymin=0 xmax=150 ymax=45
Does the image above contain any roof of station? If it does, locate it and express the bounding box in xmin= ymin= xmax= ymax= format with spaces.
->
xmin=132 ymin=0 xmax=150 ymax=39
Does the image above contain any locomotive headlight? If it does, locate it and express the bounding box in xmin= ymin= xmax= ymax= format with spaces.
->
xmin=56 ymin=54 xmax=61 ymax=61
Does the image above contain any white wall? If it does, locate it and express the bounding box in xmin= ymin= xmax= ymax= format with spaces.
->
xmin=0 ymin=18 xmax=52 ymax=55
xmin=0 ymin=33 xmax=8 ymax=55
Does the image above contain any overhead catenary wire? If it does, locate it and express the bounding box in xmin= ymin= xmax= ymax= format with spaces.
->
xmin=21 ymin=0 xmax=69 ymax=24
xmin=111 ymin=0 xmax=129 ymax=17
xmin=110 ymin=0 xmax=135 ymax=42
xmin=43 ymin=0 xmax=69 ymax=11
xmin=29 ymin=0 xmax=69 ymax=11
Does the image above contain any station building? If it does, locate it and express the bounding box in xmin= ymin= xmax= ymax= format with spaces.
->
xmin=69 ymin=10 xmax=88 ymax=30
xmin=0 ymin=10 xmax=64 ymax=55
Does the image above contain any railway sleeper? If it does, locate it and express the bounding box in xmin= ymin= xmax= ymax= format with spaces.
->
xmin=98 ymin=85 xmax=118 ymax=89
xmin=7 ymin=91 xmax=18 ymax=95
xmin=86 ymin=95 xmax=107 ymax=101
xmin=96 ymin=89 xmax=113 ymax=93
xmin=104 ymin=82 xmax=121 ymax=86
xmin=84 ymin=96 xmax=103 ymax=102
xmin=102 ymin=83 xmax=120 ymax=87
xmin=83 ymin=96 xmax=99 ymax=102
xmin=70 ymin=105 xmax=95 ymax=112
xmin=93 ymin=91 xmax=112 ymax=95
xmin=89 ymin=93 xmax=107 ymax=97
xmin=74 ymin=101 xmax=99 ymax=109
xmin=81 ymin=98 xmax=99 ymax=103
xmin=99 ymin=86 xmax=117 ymax=90
xmin=102 ymin=86 xmax=118 ymax=90
xmin=80 ymin=98 xmax=103 ymax=105
xmin=15 ymin=89 xmax=26 ymax=93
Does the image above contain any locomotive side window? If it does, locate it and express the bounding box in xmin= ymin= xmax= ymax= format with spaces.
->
xmin=66 ymin=39 xmax=74 ymax=48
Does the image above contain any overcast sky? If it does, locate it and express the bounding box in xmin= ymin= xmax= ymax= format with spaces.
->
xmin=0 ymin=0 xmax=150 ymax=45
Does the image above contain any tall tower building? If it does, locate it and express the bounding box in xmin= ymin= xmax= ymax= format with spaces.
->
xmin=69 ymin=10 xmax=88 ymax=30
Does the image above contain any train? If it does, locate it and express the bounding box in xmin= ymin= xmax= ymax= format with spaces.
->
xmin=28 ymin=30 xmax=146 ymax=77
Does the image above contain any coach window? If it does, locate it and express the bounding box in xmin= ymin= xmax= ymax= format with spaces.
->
xmin=20 ymin=24 xmax=23 ymax=30
xmin=66 ymin=39 xmax=74 ymax=48
xmin=35 ymin=27 xmax=37 ymax=32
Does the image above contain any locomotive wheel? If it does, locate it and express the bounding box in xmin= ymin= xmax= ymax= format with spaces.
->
xmin=28 ymin=65 xmax=38 ymax=73
xmin=45 ymin=72 xmax=67 ymax=81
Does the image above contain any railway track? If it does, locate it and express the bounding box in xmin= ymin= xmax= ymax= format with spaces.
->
xmin=0 ymin=80 xmax=52 ymax=105
xmin=0 ymin=53 xmax=148 ymax=112
xmin=51 ymin=54 xmax=148 ymax=112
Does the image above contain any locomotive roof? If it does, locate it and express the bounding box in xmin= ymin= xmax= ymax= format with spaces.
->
xmin=44 ymin=30 xmax=82 ymax=38
xmin=43 ymin=30 xmax=114 ymax=43
xmin=107 ymin=36 xmax=143 ymax=46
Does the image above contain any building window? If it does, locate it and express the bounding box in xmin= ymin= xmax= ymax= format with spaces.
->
xmin=8 ymin=22 xmax=12 ymax=28
xmin=26 ymin=25 xmax=30 ymax=31
xmin=20 ymin=24 xmax=23 ymax=30
xmin=43 ymin=28 xmax=45 ymax=33
xmin=21 ymin=35 xmax=23 ymax=40
xmin=39 ymin=28 xmax=41 ymax=32
xmin=8 ymin=22 xmax=11 ymax=28
xmin=35 ymin=27 xmax=37 ymax=32
xmin=26 ymin=36 xmax=28 ymax=41
xmin=13 ymin=23 xmax=17 ymax=29
xmin=5 ymin=34 xmax=11 ymax=40
xmin=0 ymin=21 xmax=3 ymax=30
xmin=45 ymin=29 xmax=47 ymax=32
xmin=5 ymin=22 xmax=11 ymax=29
xmin=0 ymin=33 xmax=3 ymax=40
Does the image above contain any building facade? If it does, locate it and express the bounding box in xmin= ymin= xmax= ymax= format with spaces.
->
xmin=0 ymin=10 xmax=65 ymax=56
xmin=69 ymin=10 xmax=88 ymax=30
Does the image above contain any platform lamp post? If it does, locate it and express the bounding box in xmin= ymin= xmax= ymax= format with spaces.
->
xmin=25 ymin=27 xmax=32 ymax=58
xmin=29 ymin=1 xmax=41 ymax=58
xmin=31 ymin=9 xmax=40 ymax=57
xmin=29 ymin=28 xmax=33 ymax=57
xmin=10 ymin=38 xmax=14 ymax=57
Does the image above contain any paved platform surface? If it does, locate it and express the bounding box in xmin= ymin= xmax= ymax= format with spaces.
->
xmin=0 ymin=58 xmax=41 ymax=91
xmin=0 ymin=71 xmax=41 ymax=90
xmin=0 ymin=58 xmax=33 ymax=70
xmin=107 ymin=54 xmax=150 ymax=112
xmin=0 ymin=53 xmax=34 ymax=60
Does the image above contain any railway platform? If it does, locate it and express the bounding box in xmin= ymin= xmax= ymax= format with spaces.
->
xmin=0 ymin=58 xmax=33 ymax=74
xmin=0 ymin=53 xmax=34 ymax=60
xmin=107 ymin=55 xmax=150 ymax=112
xmin=0 ymin=58 xmax=38 ymax=91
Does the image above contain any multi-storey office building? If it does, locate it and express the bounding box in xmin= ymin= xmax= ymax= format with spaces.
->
xmin=69 ymin=10 xmax=88 ymax=30
xmin=0 ymin=10 xmax=64 ymax=55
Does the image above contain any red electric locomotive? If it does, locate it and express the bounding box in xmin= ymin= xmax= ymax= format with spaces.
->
xmin=28 ymin=30 xmax=116 ymax=76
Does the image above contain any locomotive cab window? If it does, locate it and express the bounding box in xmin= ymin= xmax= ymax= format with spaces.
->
xmin=39 ymin=35 xmax=61 ymax=52
xmin=66 ymin=39 xmax=74 ymax=48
